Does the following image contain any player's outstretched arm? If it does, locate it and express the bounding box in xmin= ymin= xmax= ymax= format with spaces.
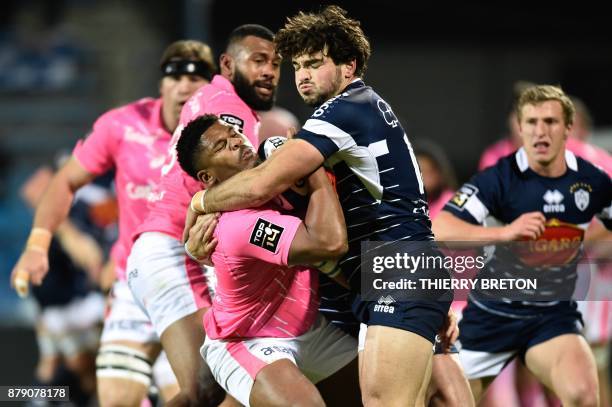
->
xmin=195 ymin=139 xmax=325 ymax=214
xmin=432 ymin=210 xmax=545 ymax=242
xmin=10 ymin=157 xmax=96 ymax=292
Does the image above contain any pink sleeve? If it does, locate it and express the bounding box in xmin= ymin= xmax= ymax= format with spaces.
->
xmin=218 ymin=209 xmax=302 ymax=266
xmin=72 ymin=112 xmax=118 ymax=175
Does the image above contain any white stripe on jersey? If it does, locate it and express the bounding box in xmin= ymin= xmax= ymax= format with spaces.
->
xmin=347 ymin=201 xmax=380 ymax=212
xmin=303 ymin=118 xmax=384 ymax=200
xmin=337 ymin=173 xmax=356 ymax=185
xmin=465 ymin=194 xmax=490 ymax=224
xmin=599 ymin=203 xmax=612 ymax=220
xmin=347 ymin=214 xmax=397 ymax=229
xmin=368 ymin=139 xmax=389 ymax=157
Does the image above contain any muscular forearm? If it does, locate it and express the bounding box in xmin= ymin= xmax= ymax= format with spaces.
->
xmin=302 ymin=169 xmax=348 ymax=258
xmin=32 ymin=173 xmax=78 ymax=238
xmin=203 ymin=139 xmax=323 ymax=213
xmin=205 ymin=165 xmax=278 ymax=213
xmin=432 ymin=211 xmax=507 ymax=242
xmin=30 ymin=158 xmax=95 ymax=249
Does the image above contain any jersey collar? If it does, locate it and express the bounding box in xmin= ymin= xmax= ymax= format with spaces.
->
xmin=515 ymin=147 xmax=578 ymax=173
xmin=343 ymin=78 xmax=365 ymax=92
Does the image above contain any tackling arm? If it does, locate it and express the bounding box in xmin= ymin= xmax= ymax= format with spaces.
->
xmin=202 ymin=139 xmax=325 ymax=213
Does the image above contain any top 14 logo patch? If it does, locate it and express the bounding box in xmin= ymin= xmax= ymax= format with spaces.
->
xmin=250 ymin=218 xmax=284 ymax=253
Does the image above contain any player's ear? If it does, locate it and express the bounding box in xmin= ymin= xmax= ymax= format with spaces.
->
xmin=342 ymin=59 xmax=357 ymax=78
xmin=220 ymin=53 xmax=234 ymax=78
xmin=197 ymin=169 xmax=217 ymax=187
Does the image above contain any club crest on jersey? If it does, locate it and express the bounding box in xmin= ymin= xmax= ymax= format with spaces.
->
xmin=570 ymin=182 xmax=592 ymax=212
xmin=543 ymin=189 xmax=565 ymax=213
xmin=574 ymin=189 xmax=590 ymax=211
xmin=250 ymin=218 xmax=284 ymax=253
xmin=449 ymin=184 xmax=478 ymax=210
xmin=219 ymin=114 xmax=244 ymax=132
xmin=377 ymin=99 xmax=399 ymax=128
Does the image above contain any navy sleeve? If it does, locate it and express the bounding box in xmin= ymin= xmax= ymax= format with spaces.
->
xmin=443 ymin=165 xmax=505 ymax=225
xmin=296 ymin=125 xmax=340 ymax=159
xmin=296 ymin=98 xmax=367 ymax=160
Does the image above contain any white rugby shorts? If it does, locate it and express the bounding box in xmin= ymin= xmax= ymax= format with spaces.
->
xmin=201 ymin=315 xmax=357 ymax=407
xmin=127 ymin=232 xmax=211 ymax=337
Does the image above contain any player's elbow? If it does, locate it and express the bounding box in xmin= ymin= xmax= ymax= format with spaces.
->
xmin=330 ymin=239 xmax=349 ymax=259
xmin=319 ymin=236 xmax=348 ymax=261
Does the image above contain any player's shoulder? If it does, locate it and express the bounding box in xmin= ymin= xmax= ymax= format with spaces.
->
xmin=307 ymin=80 xmax=373 ymax=125
xmin=572 ymin=153 xmax=611 ymax=192
xmin=98 ymin=97 xmax=158 ymax=124
xmin=573 ymin=153 xmax=609 ymax=178
xmin=472 ymin=150 xmax=517 ymax=187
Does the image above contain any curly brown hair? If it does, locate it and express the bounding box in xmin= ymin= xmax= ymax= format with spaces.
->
xmin=275 ymin=5 xmax=371 ymax=78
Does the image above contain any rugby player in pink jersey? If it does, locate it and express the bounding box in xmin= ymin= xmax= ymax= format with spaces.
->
xmin=126 ymin=25 xmax=279 ymax=406
xmin=10 ymin=40 xmax=215 ymax=406
xmin=177 ymin=114 xmax=358 ymax=407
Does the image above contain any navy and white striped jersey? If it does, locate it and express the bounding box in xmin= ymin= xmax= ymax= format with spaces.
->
xmin=443 ymin=148 xmax=612 ymax=317
xmin=297 ymin=79 xmax=433 ymax=294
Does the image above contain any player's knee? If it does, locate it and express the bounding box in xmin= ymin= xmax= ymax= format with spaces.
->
xmin=562 ymin=380 xmax=599 ymax=407
xmin=361 ymin=388 xmax=387 ymax=407
xmin=96 ymin=344 xmax=152 ymax=407
xmin=428 ymin=386 xmax=469 ymax=407
xmin=362 ymin=396 xmax=386 ymax=407
xmin=97 ymin=380 xmax=147 ymax=407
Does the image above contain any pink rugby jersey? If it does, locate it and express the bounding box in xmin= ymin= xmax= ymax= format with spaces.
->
xmin=73 ymin=98 xmax=170 ymax=280
xmin=203 ymin=207 xmax=319 ymax=340
xmin=137 ymin=75 xmax=260 ymax=240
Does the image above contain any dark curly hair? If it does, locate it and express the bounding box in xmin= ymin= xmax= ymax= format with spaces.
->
xmin=275 ymin=5 xmax=371 ymax=78
xmin=176 ymin=114 xmax=219 ymax=180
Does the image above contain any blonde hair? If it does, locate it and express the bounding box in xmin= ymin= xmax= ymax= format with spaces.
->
xmin=516 ymin=85 xmax=575 ymax=126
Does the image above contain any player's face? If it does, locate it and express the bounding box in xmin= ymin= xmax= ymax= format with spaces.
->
xmin=160 ymin=74 xmax=208 ymax=130
xmin=293 ymin=51 xmax=343 ymax=107
xmin=519 ymin=100 xmax=570 ymax=168
xmin=231 ymin=36 xmax=280 ymax=111
xmin=200 ymin=121 xmax=257 ymax=183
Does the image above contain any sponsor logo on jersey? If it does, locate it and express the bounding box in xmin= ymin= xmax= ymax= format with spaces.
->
xmin=516 ymin=219 xmax=584 ymax=266
xmin=312 ymin=92 xmax=347 ymax=117
xmin=124 ymin=126 xmax=154 ymax=147
xmin=260 ymin=345 xmax=292 ymax=356
xmin=249 ymin=218 xmax=284 ymax=253
xmin=373 ymin=295 xmax=395 ymax=313
xmin=543 ymin=189 xmax=565 ymax=213
xmin=219 ymin=114 xmax=244 ymax=132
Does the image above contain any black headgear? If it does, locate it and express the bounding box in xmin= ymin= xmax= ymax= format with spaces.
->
xmin=161 ymin=60 xmax=213 ymax=81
